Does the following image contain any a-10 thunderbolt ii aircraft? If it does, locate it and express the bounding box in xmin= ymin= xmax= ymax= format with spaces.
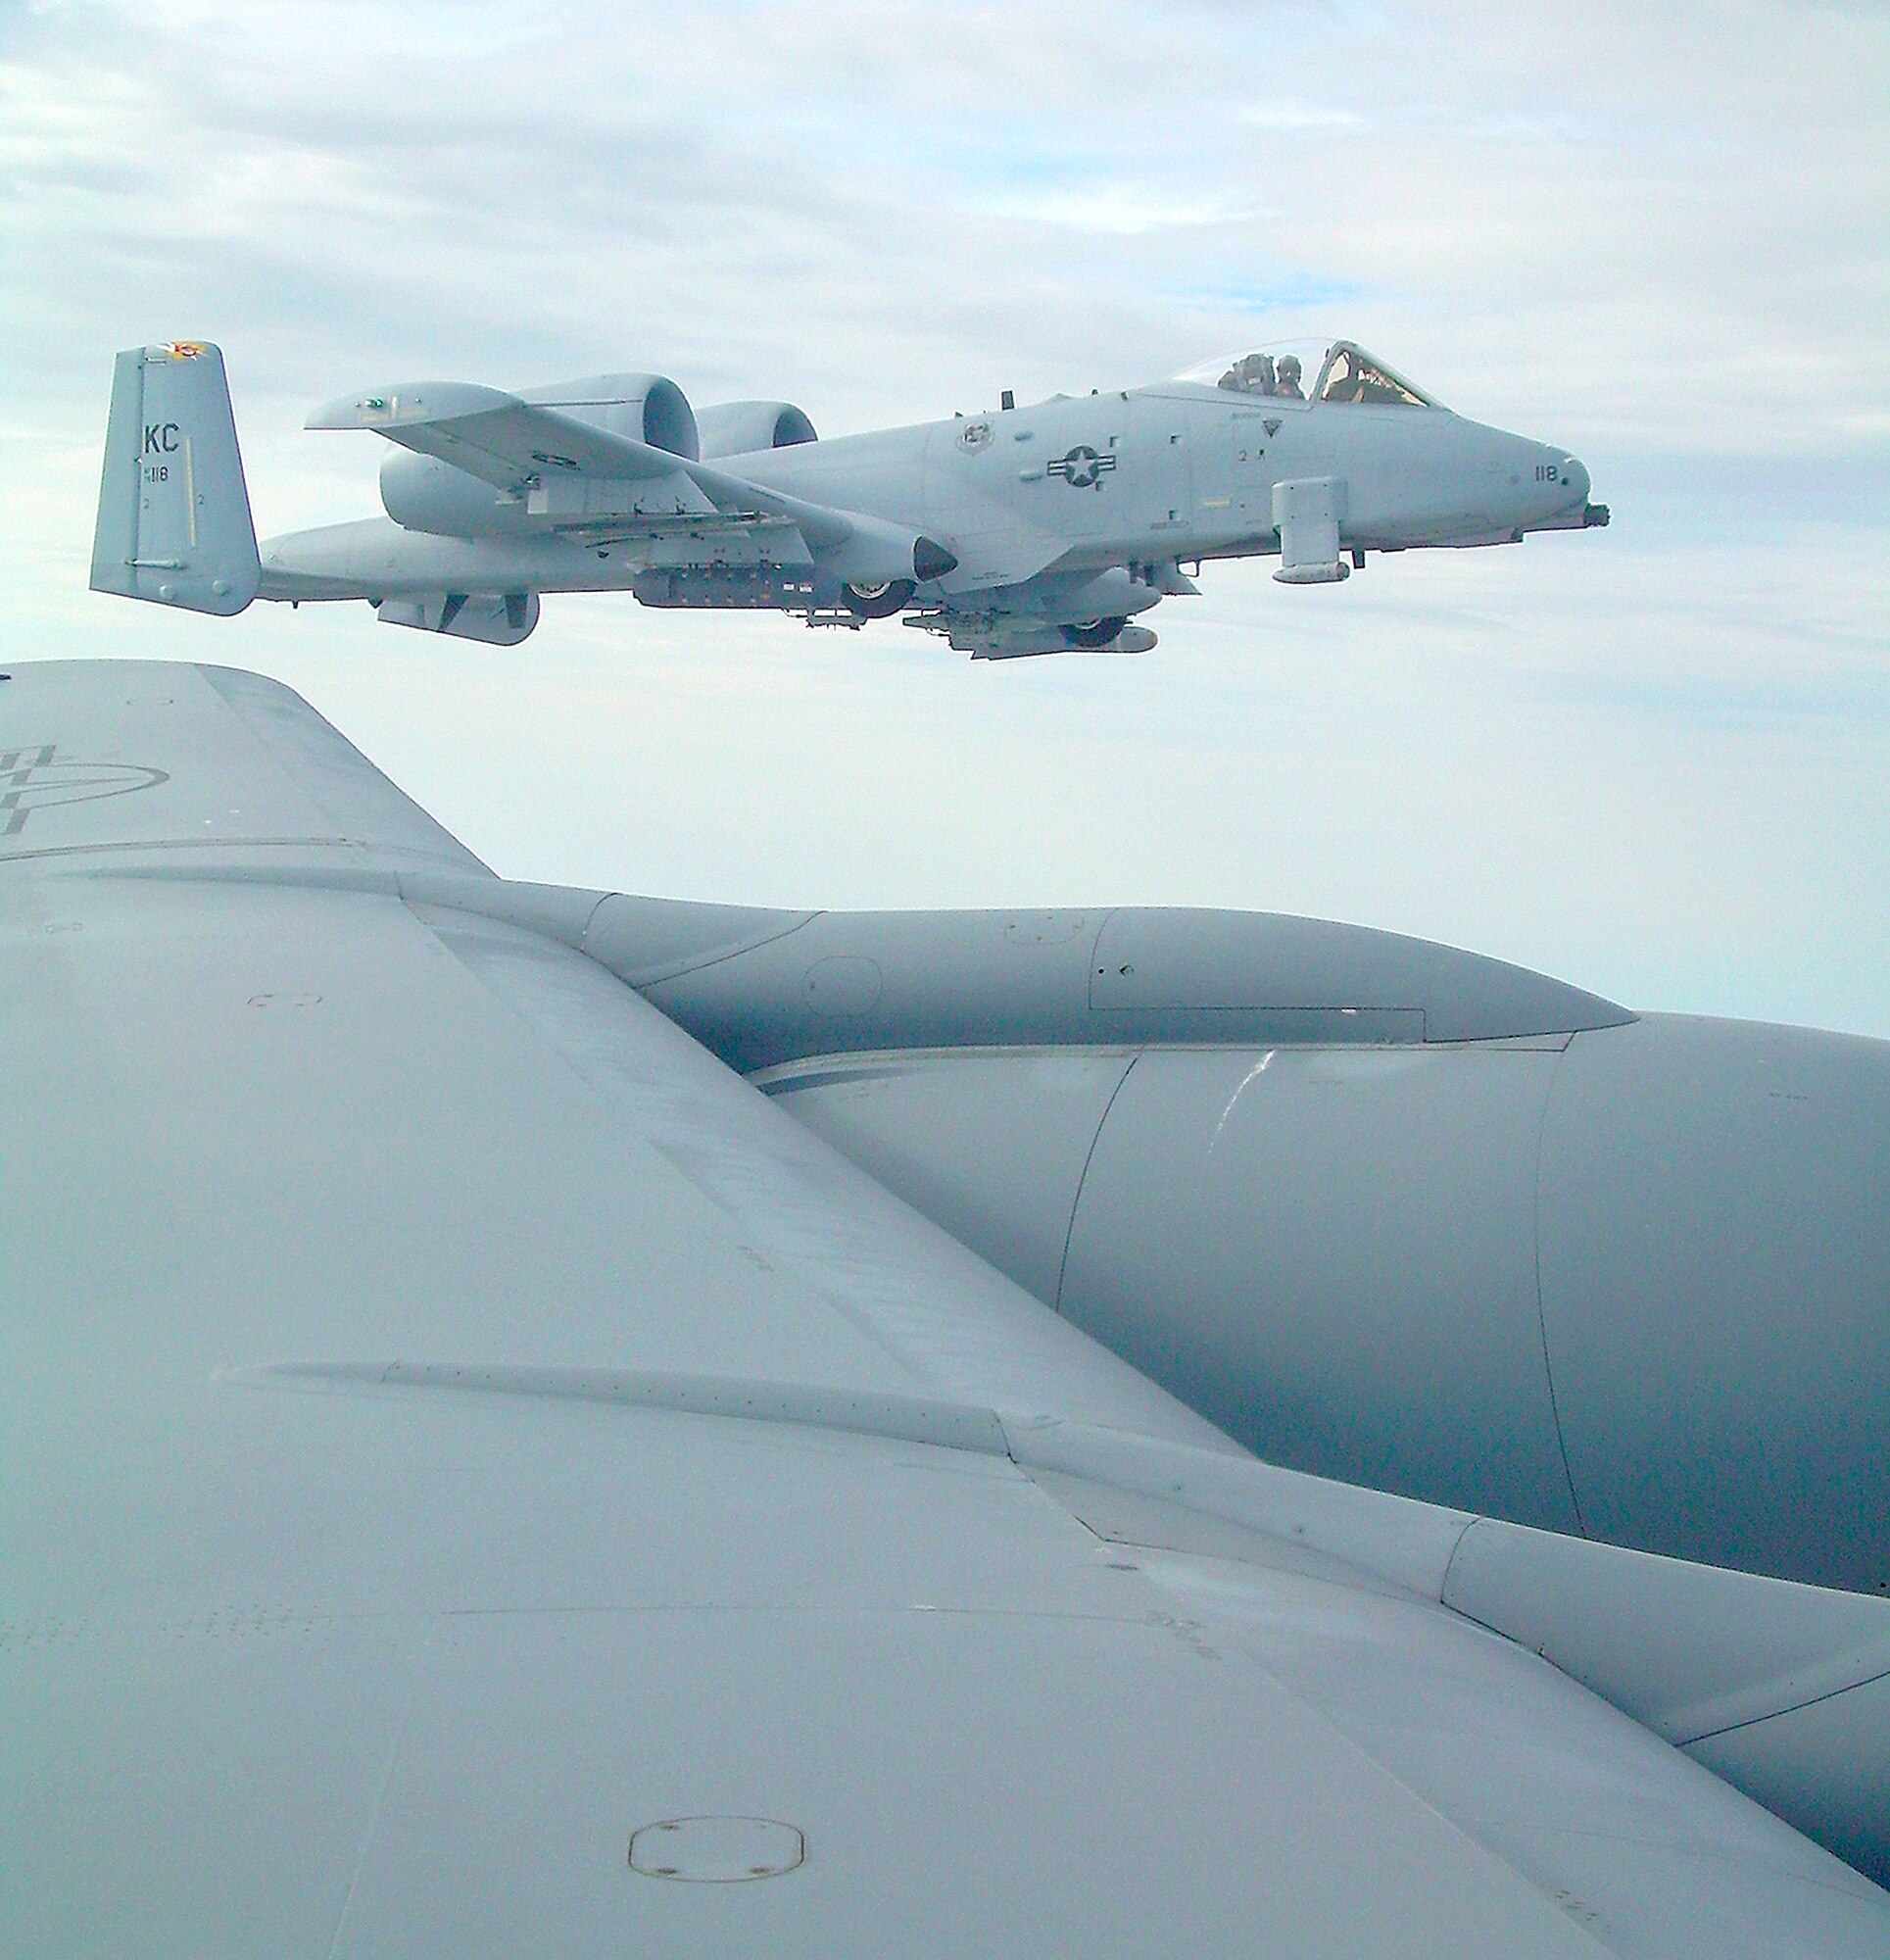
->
xmin=12 ymin=355 xmax=1886 ymax=1949
xmin=91 ymin=338 xmax=1607 ymax=658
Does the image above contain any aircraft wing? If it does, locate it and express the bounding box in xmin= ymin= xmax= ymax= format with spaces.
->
xmin=307 ymin=381 xmax=699 ymax=491
xmin=310 ymin=383 xmax=954 ymax=580
xmin=5 ymin=660 xmax=1888 ymax=1957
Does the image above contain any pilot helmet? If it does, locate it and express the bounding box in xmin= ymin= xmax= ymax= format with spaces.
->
xmin=1276 ymin=354 xmax=1302 ymax=383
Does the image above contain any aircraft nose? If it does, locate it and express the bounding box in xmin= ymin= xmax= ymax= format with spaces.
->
xmin=1513 ymin=442 xmax=1603 ymax=533
xmin=1558 ymin=455 xmax=1610 ymax=527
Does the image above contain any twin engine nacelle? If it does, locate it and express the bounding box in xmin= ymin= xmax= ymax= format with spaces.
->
xmin=694 ymin=400 xmax=818 ymax=461
xmin=378 ymin=373 xmax=817 ymax=536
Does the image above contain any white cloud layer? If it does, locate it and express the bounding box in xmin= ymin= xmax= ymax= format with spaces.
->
xmin=2 ymin=0 xmax=1886 ymax=1030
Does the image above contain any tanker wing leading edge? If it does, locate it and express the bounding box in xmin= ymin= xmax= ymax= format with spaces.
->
xmin=91 ymin=338 xmax=1604 ymax=660
xmin=5 ymin=657 xmax=1886 ymax=1957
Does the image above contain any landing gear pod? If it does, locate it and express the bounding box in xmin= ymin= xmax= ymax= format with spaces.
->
xmin=1064 ymin=620 xmax=1158 ymax=654
xmin=841 ymin=579 xmax=914 ymax=620
xmin=90 ymin=342 xmax=261 ymax=615
xmin=375 ymin=591 xmax=539 ymax=645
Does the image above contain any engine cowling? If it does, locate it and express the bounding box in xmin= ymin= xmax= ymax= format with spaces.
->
xmin=381 ymin=370 xmax=698 ymax=536
xmin=524 ymin=371 xmax=699 ymax=461
xmin=695 ymin=400 xmax=818 ymax=461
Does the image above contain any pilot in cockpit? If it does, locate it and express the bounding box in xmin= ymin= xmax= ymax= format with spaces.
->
xmin=1215 ymin=350 xmax=1308 ymax=399
xmin=1219 ymin=353 xmax=1276 ymax=394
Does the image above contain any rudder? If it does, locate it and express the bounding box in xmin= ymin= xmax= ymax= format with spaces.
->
xmin=91 ymin=341 xmax=261 ymax=615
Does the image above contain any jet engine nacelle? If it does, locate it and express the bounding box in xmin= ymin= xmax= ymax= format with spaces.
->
xmin=695 ymin=400 xmax=818 ymax=461
xmin=528 ymin=370 xmax=699 ymax=459
xmin=380 ymin=370 xmax=699 ymax=537
xmin=613 ymin=904 xmax=1890 ymax=1602
xmin=379 ymin=451 xmax=512 ymax=537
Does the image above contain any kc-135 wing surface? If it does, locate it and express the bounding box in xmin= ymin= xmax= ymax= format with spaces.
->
xmin=4 ymin=660 xmax=1887 ymax=1957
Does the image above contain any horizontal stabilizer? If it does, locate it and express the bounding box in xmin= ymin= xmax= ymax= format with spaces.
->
xmin=91 ymin=342 xmax=260 ymax=615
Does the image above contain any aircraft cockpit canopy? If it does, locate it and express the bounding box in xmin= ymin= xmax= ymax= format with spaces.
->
xmin=1314 ymin=344 xmax=1436 ymax=408
xmin=1178 ymin=341 xmax=1442 ymax=410
xmin=1216 ymin=349 xmax=1313 ymax=399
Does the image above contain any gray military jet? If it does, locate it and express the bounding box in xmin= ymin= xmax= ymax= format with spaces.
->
xmin=14 ymin=353 xmax=1888 ymax=1946
xmin=92 ymin=338 xmax=1607 ymax=659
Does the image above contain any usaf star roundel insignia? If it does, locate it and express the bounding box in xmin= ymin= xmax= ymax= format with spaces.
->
xmin=1048 ymin=444 xmax=1118 ymax=490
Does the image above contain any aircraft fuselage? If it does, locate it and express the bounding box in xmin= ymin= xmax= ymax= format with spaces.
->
xmin=257 ymin=359 xmax=1602 ymax=654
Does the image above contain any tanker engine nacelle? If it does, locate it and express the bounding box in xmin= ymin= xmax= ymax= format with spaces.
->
xmin=694 ymin=400 xmax=818 ymax=461
xmin=379 ymin=370 xmax=699 ymax=536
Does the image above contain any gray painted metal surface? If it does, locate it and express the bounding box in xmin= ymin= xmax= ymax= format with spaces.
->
xmin=629 ymin=900 xmax=1630 ymax=1070
xmin=8 ymin=659 xmax=1890 ymax=1953
xmin=686 ymin=903 xmax=1882 ymax=1600
xmin=1538 ymin=1014 xmax=1890 ymax=1591
xmin=89 ymin=343 xmax=260 ymax=615
xmin=88 ymin=339 xmax=1604 ymax=658
xmin=764 ymin=1025 xmax=1890 ymax=1600
xmin=214 ymin=1351 xmax=1890 ymax=1884
xmin=1060 ymin=1043 xmax=1581 ymax=1532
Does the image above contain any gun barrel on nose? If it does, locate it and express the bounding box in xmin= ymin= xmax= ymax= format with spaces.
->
xmin=1520 ymin=449 xmax=1605 ymax=532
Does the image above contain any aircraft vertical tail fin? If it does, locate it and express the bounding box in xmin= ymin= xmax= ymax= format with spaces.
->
xmin=91 ymin=341 xmax=261 ymax=615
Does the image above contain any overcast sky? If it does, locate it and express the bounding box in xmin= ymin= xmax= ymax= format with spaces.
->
xmin=4 ymin=0 xmax=1886 ymax=1032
